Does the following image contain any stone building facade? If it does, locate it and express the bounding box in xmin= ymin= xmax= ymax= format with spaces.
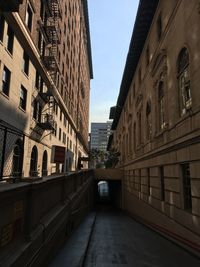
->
xmin=109 ymin=0 xmax=200 ymax=252
xmin=0 ymin=0 xmax=93 ymax=178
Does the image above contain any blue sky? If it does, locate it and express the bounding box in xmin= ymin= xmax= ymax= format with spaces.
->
xmin=88 ymin=0 xmax=139 ymax=123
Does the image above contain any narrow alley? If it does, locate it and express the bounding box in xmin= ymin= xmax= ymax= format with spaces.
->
xmin=49 ymin=207 xmax=200 ymax=267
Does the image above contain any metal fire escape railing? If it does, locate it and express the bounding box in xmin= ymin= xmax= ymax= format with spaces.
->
xmin=43 ymin=0 xmax=61 ymax=82
xmin=37 ymin=95 xmax=56 ymax=131
xmin=36 ymin=0 xmax=61 ymax=132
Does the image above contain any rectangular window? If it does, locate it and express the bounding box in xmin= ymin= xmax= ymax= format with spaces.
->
xmin=22 ymin=51 xmax=29 ymax=76
xmin=138 ymin=169 xmax=141 ymax=192
xmin=6 ymin=26 xmax=14 ymax=54
xmin=20 ymin=85 xmax=27 ymax=111
xmin=54 ymin=122 xmax=57 ymax=137
xmin=138 ymin=68 xmax=141 ymax=85
xmin=64 ymin=116 xmax=67 ymax=127
xmin=147 ymin=168 xmax=150 ymax=196
xmin=60 ymin=110 xmax=62 ymax=121
xmin=182 ymin=163 xmax=192 ymax=210
xmin=158 ymin=82 xmax=165 ymax=130
xmin=63 ymin=132 xmax=66 ymax=144
xmin=146 ymin=45 xmax=150 ymax=66
xmin=2 ymin=66 xmax=11 ymax=96
xmin=157 ymin=14 xmax=162 ymax=40
xmin=138 ymin=113 xmax=142 ymax=145
xmin=26 ymin=5 xmax=33 ymax=31
xmin=33 ymin=99 xmax=37 ymax=120
xmin=70 ymin=140 xmax=72 ymax=150
xmin=38 ymin=31 xmax=42 ymax=52
xmin=0 ymin=15 xmax=5 ymax=42
xmin=59 ymin=128 xmax=62 ymax=141
xmin=38 ymin=105 xmax=42 ymax=122
xmin=35 ymin=71 xmax=40 ymax=89
xmin=33 ymin=100 xmax=42 ymax=122
xmin=133 ymin=122 xmax=136 ymax=152
xmin=160 ymin=166 xmax=165 ymax=201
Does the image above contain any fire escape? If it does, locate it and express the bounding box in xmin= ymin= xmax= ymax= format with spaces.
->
xmin=43 ymin=0 xmax=61 ymax=83
xmin=36 ymin=0 xmax=61 ymax=133
xmin=37 ymin=95 xmax=55 ymax=131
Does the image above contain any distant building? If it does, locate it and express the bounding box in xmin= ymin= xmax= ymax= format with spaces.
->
xmin=90 ymin=122 xmax=112 ymax=152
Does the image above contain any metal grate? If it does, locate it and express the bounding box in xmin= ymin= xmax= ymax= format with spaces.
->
xmin=0 ymin=122 xmax=24 ymax=181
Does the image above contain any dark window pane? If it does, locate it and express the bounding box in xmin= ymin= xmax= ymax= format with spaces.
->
xmin=23 ymin=51 xmax=29 ymax=76
xmin=26 ymin=5 xmax=33 ymax=31
xmin=20 ymin=86 xmax=27 ymax=110
xmin=182 ymin=163 xmax=192 ymax=210
xmin=0 ymin=15 xmax=5 ymax=42
xmin=6 ymin=26 xmax=14 ymax=54
xmin=160 ymin=166 xmax=165 ymax=201
xmin=2 ymin=66 xmax=11 ymax=96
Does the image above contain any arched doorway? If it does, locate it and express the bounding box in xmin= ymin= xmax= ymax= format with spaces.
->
xmin=42 ymin=150 xmax=48 ymax=176
xmin=12 ymin=139 xmax=23 ymax=177
xmin=30 ymin=146 xmax=38 ymax=177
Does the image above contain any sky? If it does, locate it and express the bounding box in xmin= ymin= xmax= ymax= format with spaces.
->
xmin=88 ymin=0 xmax=139 ymax=124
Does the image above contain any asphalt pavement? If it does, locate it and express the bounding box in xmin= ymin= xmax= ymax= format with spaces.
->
xmin=49 ymin=207 xmax=200 ymax=267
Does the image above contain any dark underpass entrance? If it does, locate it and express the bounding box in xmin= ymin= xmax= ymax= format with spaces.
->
xmin=94 ymin=179 xmax=122 ymax=209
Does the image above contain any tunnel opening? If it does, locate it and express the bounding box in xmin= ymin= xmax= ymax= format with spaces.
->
xmin=94 ymin=179 xmax=122 ymax=210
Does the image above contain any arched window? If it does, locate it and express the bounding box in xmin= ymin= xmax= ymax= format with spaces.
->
xmin=30 ymin=146 xmax=38 ymax=177
xmin=42 ymin=150 xmax=48 ymax=176
xmin=146 ymin=100 xmax=151 ymax=140
xmin=12 ymin=139 xmax=23 ymax=177
xmin=177 ymin=48 xmax=191 ymax=115
xmin=158 ymin=81 xmax=165 ymax=130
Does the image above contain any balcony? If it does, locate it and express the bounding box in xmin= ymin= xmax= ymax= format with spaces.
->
xmin=37 ymin=114 xmax=55 ymax=131
xmin=0 ymin=0 xmax=23 ymax=12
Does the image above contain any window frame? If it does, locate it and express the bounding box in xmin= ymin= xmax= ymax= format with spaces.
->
xmin=158 ymin=81 xmax=165 ymax=131
xmin=19 ymin=85 xmax=27 ymax=111
xmin=6 ymin=25 xmax=14 ymax=55
xmin=22 ymin=50 xmax=29 ymax=76
xmin=0 ymin=15 xmax=5 ymax=42
xmin=2 ymin=66 xmax=11 ymax=96
xmin=25 ymin=4 xmax=33 ymax=32
xmin=177 ymin=48 xmax=192 ymax=116
xmin=181 ymin=163 xmax=192 ymax=211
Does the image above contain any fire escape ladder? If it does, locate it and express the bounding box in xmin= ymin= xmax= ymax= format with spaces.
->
xmin=43 ymin=0 xmax=61 ymax=83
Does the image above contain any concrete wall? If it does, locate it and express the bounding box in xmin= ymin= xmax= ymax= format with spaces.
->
xmin=94 ymin=168 xmax=123 ymax=181
xmin=0 ymin=170 xmax=94 ymax=267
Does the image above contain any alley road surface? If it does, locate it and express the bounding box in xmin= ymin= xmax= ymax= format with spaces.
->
xmin=83 ymin=208 xmax=200 ymax=267
xmin=49 ymin=207 xmax=200 ymax=267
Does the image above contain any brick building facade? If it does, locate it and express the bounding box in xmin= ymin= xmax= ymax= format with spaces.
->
xmin=109 ymin=0 xmax=200 ymax=252
xmin=0 ymin=0 xmax=93 ymax=177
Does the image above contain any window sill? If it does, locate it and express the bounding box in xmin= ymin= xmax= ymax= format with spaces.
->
xmin=0 ymin=90 xmax=9 ymax=99
xmin=22 ymin=70 xmax=29 ymax=79
xmin=18 ymin=106 xmax=26 ymax=113
xmin=5 ymin=48 xmax=13 ymax=58
xmin=0 ymin=40 xmax=3 ymax=46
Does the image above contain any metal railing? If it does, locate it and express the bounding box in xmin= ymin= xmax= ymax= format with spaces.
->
xmin=0 ymin=121 xmax=25 ymax=181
